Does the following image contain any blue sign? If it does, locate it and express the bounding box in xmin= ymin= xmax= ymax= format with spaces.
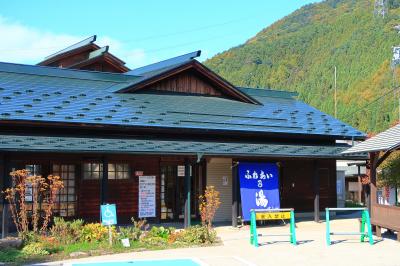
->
xmin=100 ymin=204 xmax=117 ymax=225
xmin=238 ymin=162 xmax=280 ymax=221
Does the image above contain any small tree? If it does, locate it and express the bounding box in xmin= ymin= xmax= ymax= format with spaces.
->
xmin=2 ymin=169 xmax=64 ymax=239
xmin=199 ymin=186 xmax=221 ymax=231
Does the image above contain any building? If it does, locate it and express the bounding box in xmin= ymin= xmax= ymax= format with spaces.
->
xmin=343 ymin=123 xmax=400 ymax=240
xmin=37 ymin=35 xmax=129 ymax=73
xmin=0 ymin=39 xmax=366 ymax=231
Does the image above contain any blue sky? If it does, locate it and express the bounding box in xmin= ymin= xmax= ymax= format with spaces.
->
xmin=0 ymin=0 xmax=321 ymax=68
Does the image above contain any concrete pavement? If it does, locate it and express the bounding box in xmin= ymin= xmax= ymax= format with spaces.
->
xmin=42 ymin=218 xmax=400 ymax=266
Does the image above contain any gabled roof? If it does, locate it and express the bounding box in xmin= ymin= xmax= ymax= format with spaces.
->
xmin=343 ymin=124 xmax=400 ymax=154
xmin=38 ymin=35 xmax=99 ymax=66
xmin=67 ymin=46 xmax=129 ymax=72
xmin=127 ymin=51 xmax=201 ymax=75
xmin=0 ymin=61 xmax=365 ymax=139
xmin=118 ymin=51 xmax=259 ymax=104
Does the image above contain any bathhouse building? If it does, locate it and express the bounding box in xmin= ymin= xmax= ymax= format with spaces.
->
xmin=0 ymin=38 xmax=366 ymax=230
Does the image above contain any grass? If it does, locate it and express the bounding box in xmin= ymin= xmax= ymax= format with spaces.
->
xmin=0 ymin=239 xmax=215 ymax=265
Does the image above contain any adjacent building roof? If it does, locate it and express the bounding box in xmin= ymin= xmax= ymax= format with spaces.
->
xmin=0 ymin=61 xmax=365 ymax=139
xmin=0 ymin=134 xmax=366 ymax=159
xmin=37 ymin=35 xmax=130 ymax=72
xmin=343 ymin=124 xmax=400 ymax=154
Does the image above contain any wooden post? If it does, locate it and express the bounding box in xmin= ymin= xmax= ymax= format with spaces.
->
xmin=232 ymin=162 xmax=238 ymax=227
xmin=1 ymin=154 xmax=9 ymax=238
xmin=100 ymin=158 xmax=108 ymax=205
xmin=184 ymin=159 xmax=191 ymax=228
xmin=313 ymin=162 xmax=320 ymax=222
xmin=367 ymin=152 xmax=379 ymax=215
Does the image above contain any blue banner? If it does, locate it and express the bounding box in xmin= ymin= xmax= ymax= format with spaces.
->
xmin=238 ymin=162 xmax=280 ymax=221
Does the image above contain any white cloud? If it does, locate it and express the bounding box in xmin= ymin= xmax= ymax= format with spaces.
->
xmin=0 ymin=16 xmax=147 ymax=68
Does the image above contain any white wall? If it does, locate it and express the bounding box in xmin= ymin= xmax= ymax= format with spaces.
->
xmin=206 ymin=158 xmax=232 ymax=222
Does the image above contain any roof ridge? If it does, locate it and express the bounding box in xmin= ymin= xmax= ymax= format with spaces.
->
xmin=127 ymin=50 xmax=201 ymax=76
xmin=0 ymin=61 xmax=139 ymax=83
xmin=43 ymin=35 xmax=97 ymax=60
xmin=237 ymin=87 xmax=298 ymax=99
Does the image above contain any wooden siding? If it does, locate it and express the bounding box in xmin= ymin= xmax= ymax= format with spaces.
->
xmin=206 ymin=158 xmax=232 ymax=222
xmin=280 ymin=159 xmax=336 ymax=211
xmin=150 ymin=70 xmax=226 ymax=97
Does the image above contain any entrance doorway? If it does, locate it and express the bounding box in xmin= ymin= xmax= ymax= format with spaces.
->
xmin=160 ymin=165 xmax=199 ymax=221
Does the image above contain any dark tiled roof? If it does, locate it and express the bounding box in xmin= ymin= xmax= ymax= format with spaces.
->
xmin=0 ymin=134 xmax=366 ymax=159
xmin=0 ymin=61 xmax=365 ymax=139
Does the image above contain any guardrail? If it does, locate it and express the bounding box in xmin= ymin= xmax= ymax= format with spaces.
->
xmin=325 ymin=207 xmax=373 ymax=246
xmin=250 ymin=208 xmax=296 ymax=247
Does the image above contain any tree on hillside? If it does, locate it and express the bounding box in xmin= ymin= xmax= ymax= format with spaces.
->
xmin=378 ymin=151 xmax=400 ymax=188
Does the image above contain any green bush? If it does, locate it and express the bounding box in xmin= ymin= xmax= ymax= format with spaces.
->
xmin=176 ymin=225 xmax=217 ymax=244
xmin=141 ymin=236 xmax=168 ymax=246
xmin=146 ymin=226 xmax=175 ymax=239
xmin=21 ymin=243 xmax=50 ymax=256
xmin=50 ymin=217 xmax=84 ymax=244
xmin=81 ymin=223 xmax=116 ymax=243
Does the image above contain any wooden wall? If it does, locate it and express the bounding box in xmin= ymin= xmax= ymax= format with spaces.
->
xmin=280 ymin=159 xmax=336 ymax=211
xmin=2 ymin=152 xmax=337 ymax=224
xmin=150 ymin=70 xmax=226 ymax=97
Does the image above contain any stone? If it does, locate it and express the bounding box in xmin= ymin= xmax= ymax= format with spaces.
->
xmin=69 ymin=251 xmax=88 ymax=257
xmin=0 ymin=237 xmax=23 ymax=249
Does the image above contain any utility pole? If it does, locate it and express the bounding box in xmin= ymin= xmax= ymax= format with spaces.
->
xmin=334 ymin=66 xmax=337 ymax=118
xmin=374 ymin=0 xmax=388 ymax=18
xmin=392 ymin=46 xmax=400 ymax=121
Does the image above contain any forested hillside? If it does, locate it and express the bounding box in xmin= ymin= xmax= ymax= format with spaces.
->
xmin=206 ymin=0 xmax=400 ymax=134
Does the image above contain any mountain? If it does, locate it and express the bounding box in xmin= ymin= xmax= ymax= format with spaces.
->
xmin=205 ymin=0 xmax=400 ymax=134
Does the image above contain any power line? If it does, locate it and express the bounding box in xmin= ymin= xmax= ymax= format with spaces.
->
xmin=0 ymin=15 xmax=260 ymax=53
xmin=342 ymin=87 xmax=398 ymax=120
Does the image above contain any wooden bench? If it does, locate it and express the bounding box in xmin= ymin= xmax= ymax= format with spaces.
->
xmin=371 ymin=220 xmax=400 ymax=241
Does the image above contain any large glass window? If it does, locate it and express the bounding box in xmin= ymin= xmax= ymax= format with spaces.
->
xmin=52 ymin=164 xmax=76 ymax=217
xmin=83 ymin=163 xmax=130 ymax=180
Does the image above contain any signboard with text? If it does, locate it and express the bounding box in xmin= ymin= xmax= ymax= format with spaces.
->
xmin=139 ymin=175 xmax=156 ymax=218
xmin=239 ymin=162 xmax=280 ymax=221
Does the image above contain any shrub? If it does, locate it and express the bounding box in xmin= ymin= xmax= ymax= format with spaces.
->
xmin=141 ymin=236 xmax=168 ymax=246
xmin=50 ymin=217 xmax=84 ymax=244
xmin=146 ymin=226 xmax=174 ymax=239
xmin=21 ymin=243 xmax=49 ymax=256
xmin=176 ymin=225 xmax=217 ymax=244
xmin=2 ymin=169 xmax=64 ymax=239
xmin=81 ymin=223 xmax=112 ymax=243
xmin=117 ymin=218 xmax=148 ymax=242
xmin=199 ymin=186 xmax=221 ymax=230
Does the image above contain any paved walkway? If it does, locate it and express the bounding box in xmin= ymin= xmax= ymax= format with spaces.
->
xmin=43 ymin=219 xmax=400 ymax=266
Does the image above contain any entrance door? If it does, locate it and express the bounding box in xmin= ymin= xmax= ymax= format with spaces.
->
xmin=160 ymin=165 xmax=197 ymax=221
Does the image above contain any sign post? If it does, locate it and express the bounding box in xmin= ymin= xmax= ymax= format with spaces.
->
xmin=100 ymin=204 xmax=117 ymax=246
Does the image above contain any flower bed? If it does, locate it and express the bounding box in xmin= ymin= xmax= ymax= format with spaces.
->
xmin=0 ymin=218 xmax=219 ymax=265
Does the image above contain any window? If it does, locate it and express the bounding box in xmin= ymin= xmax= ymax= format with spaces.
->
xmin=108 ymin=163 xmax=130 ymax=179
xmin=25 ymin=164 xmax=41 ymax=176
xmin=25 ymin=164 xmax=41 ymax=203
xmin=83 ymin=163 xmax=103 ymax=179
xmin=52 ymin=164 xmax=76 ymax=217
xmin=83 ymin=163 xmax=130 ymax=180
